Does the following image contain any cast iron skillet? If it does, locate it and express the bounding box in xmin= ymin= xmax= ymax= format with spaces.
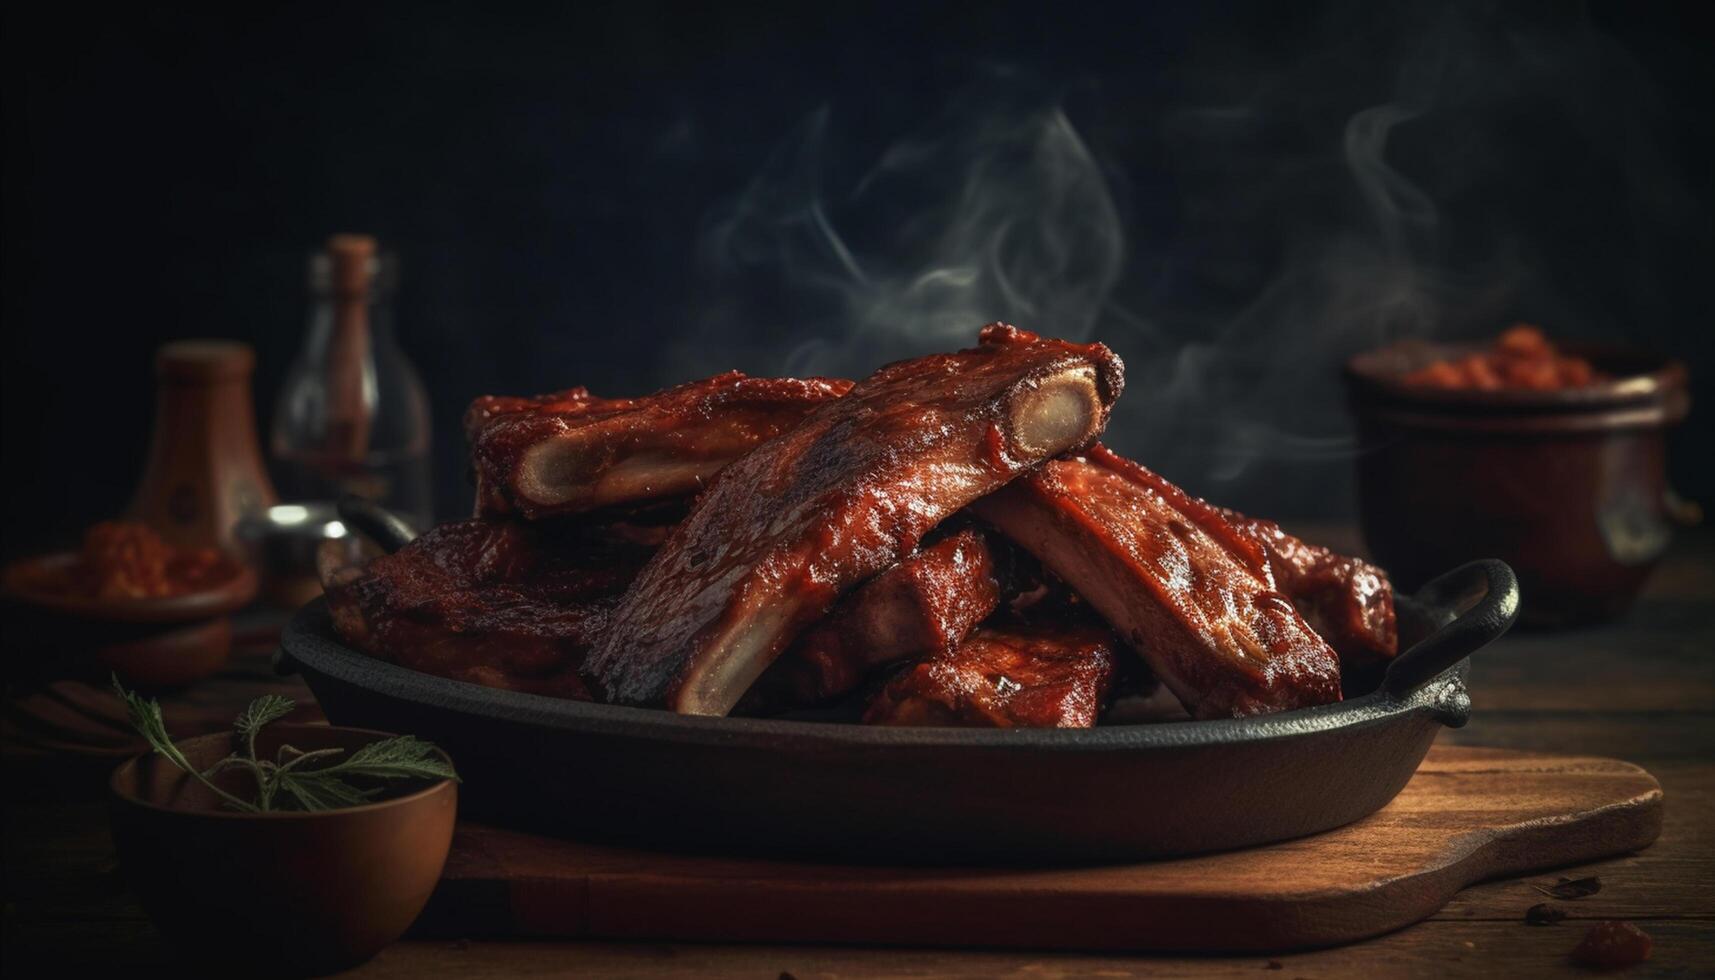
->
xmin=281 ymin=500 xmax=1519 ymax=864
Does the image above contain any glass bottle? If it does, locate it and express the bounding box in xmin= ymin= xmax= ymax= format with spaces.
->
xmin=271 ymin=234 xmax=432 ymax=526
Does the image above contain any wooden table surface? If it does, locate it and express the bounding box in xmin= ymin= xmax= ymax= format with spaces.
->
xmin=4 ymin=527 xmax=1711 ymax=978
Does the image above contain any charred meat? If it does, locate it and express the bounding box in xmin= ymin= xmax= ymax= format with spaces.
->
xmin=588 ymin=324 xmax=1125 ymax=715
xmin=1221 ymin=510 xmax=1398 ymax=668
xmin=328 ymin=323 xmax=1403 ymax=730
xmin=323 ymin=517 xmax=657 ymax=699
xmin=971 ymin=445 xmax=1343 ymax=719
xmin=740 ymin=526 xmax=1003 ymax=713
xmin=466 ymin=372 xmax=852 ymax=519
xmin=865 ymin=621 xmax=1119 ymax=728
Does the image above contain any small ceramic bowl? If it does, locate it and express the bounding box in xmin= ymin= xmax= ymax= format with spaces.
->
xmin=109 ymin=724 xmax=457 ymax=976
xmin=1345 ymin=340 xmax=1692 ymax=626
xmin=1 ymin=555 xmax=258 ymax=688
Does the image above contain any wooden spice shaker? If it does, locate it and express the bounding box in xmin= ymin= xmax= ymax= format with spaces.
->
xmin=128 ymin=340 xmax=279 ymax=552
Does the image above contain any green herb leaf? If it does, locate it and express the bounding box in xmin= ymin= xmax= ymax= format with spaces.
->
xmin=111 ymin=675 xmax=260 ymax=814
xmin=236 ymin=695 xmax=295 ymax=740
xmin=235 ymin=693 xmax=296 ymax=761
xmin=112 ymin=676 xmax=457 ymax=814
xmin=113 ymin=678 xmax=174 ymax=758
xmin=274 ymin=771 xmax=382 ymax=812
xmin=311 ymin=736 xmax=462 ymax=784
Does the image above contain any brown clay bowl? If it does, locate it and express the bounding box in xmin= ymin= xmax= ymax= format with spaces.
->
xmin=0 ymin=553 xmax=258 ymax=688
xmin=1345 ymin=340 xmax=1692 ymax=626
xmin=109 ymin=724 xmax=457 ymax=976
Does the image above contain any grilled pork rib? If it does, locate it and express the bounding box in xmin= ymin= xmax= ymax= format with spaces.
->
xmin=865 ymin=621 xmax=1119 ymax=728
xmin=971 ymin=445 xmax=1342 ymax=719
xmin=740 ymin=526 xmax=1003 ymax=712
xmin=466 ymin=372 xmax=853 ymax=519
xmin=588 ymin=324 xmax=1125 ymax=715
xmin=1221 ymin=511 xmax=1398 ymax=668
xmin=323 ymin=517 xmax=658 ymax=699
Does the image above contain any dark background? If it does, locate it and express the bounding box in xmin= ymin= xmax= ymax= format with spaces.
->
xmin=4 ymin=1 xmax=1709 ymax=549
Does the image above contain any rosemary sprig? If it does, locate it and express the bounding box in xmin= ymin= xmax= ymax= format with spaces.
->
xmin=115 ymin=679 xmax=261 ymax=813
xmin=235 ymin=694 xmax=295 ymax=757
xmin=113 ymin=677 xmax=459 ymax=813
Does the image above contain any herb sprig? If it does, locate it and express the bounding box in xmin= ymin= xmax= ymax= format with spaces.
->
xmin=114 ymin=678 xmax=459 ymax=813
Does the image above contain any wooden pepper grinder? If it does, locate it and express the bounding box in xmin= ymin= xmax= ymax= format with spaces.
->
xmin=128 ymin=340 xmax=279 ymax=553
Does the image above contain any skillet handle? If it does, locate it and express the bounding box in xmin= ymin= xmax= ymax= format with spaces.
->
xmin=337 ymin=495 xmax=421 ymax=555
xmin=1384 ymin=559 xmax=1519 ymax=701
xmin=273 ymin=645 xmax=301 ymax=677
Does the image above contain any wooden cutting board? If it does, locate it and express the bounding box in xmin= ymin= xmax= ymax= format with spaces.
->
xmin=413 ymin=745 xmax=1662 ymax=952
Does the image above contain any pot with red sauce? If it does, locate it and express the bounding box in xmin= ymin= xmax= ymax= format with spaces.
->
xmin=1345 ymin=326 xmax=1693 ymax=626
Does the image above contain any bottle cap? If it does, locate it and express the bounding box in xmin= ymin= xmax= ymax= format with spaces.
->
xmin=326 ymin=233 xmax=377 ymax=296
xmin=310 ymin=234 xmax=396 ymax=296
xmin=155 ymin=340 xmax=256 ymax=382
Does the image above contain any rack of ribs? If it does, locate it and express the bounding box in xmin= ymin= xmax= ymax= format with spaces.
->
xmin=971 ymin=444 xmax=1343 ymax=719
xmin=587 ymin=324 xmax=1126 ymax=715
xmin=322 ymin=517 xmax=660 ymax=699
xmin=738 ymin=526 xmax=1004 ymax=713
xmin=864 ymin=621 xmax=1119 ymax=728
xmin=465 ymin=371 xmax=853 ymax=519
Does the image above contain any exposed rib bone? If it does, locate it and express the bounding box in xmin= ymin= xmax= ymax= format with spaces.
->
xmin=466 ymin=373 xmax=852 ymax=518
xmin=740 ymin=527 xmax=1002 ymax=713
xmin=971 ymin=445 xmax=1342 ymax=718
xmin=588 ymin=324 xmax=1125 ymax=715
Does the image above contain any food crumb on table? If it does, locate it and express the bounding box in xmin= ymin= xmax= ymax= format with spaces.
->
xmin=1571 ymin=921 xmax=1652 ymax=969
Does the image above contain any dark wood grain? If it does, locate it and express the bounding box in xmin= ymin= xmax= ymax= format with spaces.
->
xmin=341 ymin=920 xmax=1715 ymax=980
xmin=1429 ymin=760 xmax=1713 ymax=925
xmin=4 ymin=528 xmax=1712 ymax=977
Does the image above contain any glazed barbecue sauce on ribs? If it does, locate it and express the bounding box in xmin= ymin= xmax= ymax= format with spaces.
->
xmin=972 ymin=445 xmax=1344 ymax=719
xmin=1220 ymin=510 xmax=1397 ymax=668
xmin=466 ymin=372 xmax=852 ymax=519
xmin=865 ymin=620 xmax=1120 ymax=728
xmin=325 ymin=517 xmax=658 ymax=699
xmin=587 ymin=324 xmax=1125 ymax=715
xmin=738 ymin=526 xmax=1004 ymax=713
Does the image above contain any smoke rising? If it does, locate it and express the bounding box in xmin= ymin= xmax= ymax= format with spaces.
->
xmin=687 ymin=82 xmax=1122 ymax=379
xmin=678 ymin=2 xmax=1698 ymax=516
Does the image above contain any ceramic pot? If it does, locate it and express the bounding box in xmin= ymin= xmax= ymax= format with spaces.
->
xmin=109 ymin=724 xmax=457 ymax=976
xmin=1345 ymin=341 xmax=1691 ymax=626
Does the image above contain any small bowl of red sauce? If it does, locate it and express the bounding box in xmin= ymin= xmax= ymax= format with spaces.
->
xmin=1345 ymin=325 xmax=1692 ymax=626
xmin=2 ymin=521 xmax=258 ymax=687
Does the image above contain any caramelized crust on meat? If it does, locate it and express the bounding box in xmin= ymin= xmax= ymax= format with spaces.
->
xmin=971 ymin=445 xmax=1342 ymax=719
xmin=865 ymin=622 xmax=1118 ymax=728
xmin=1220 ymin=510 xmax=1398 ymax=667
xmin=465 ymin=372 xmax=853 ymax=519
xmin=740 ymin=527 xmax=1003 ymax=712
xmin=588 ymin=324 xmax=1125 ymax=715
xmin=324 ymin=518 xmax=657 ymax=699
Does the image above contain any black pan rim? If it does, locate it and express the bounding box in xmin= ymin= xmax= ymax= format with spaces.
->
xmin=280 ymin=595 xmax=1467 ymax=753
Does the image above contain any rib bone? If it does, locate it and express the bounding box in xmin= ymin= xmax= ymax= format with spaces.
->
xmin=740 ymin=527 xmax=1002 ymax=712
xmin=588 ymin=324 xmax=1125 ymax=714
xmin=466 ymin=373 xmax=852 ymax=518
xmin=971 ymin=445 xmax=1342 ymax=718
